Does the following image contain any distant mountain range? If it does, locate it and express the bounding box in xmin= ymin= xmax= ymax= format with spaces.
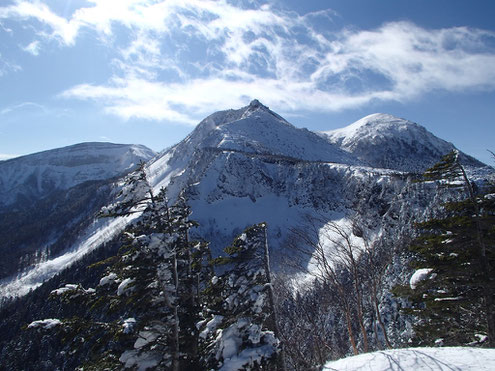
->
xmin=0 ymin=100 xmax=490 ymax=298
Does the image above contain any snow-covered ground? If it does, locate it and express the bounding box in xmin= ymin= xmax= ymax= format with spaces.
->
xmin=322 ymin=347 xmax=495 ymax=371
xmin=0 ymin=213 xmax=139 ymax=298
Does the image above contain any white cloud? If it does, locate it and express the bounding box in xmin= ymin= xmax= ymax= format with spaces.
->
xmin=22 ymin=40 xmax=40 ymax=55
xmin=2 ymin=1 xmax=495 ymax=122
xmin=61 ymin=77 xmax=199 ymax=124
xmin=316 ymin=23 xmax=495 ymax=100
xmin=0 ymin=1 xmax=79 ymax=45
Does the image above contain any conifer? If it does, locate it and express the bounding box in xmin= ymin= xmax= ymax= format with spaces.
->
xmin=199 ymin=223 xmax=283 ymax=370
xmin=396 ymin=151 xmax=495 ymax=346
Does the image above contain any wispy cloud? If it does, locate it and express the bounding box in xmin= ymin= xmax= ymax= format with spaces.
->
xmin=0 ymin=53 xmax=21 ymax=77
xmin=1 ymin=101 xmax=48 ymax=115
xmin=3 ymin=0 xmax=495 ymax=123
xmin=0 ymin=1 xmax=78 ymax=45
xmin=317 ymin=23 xmax=495 ymax=100
xmin=0 ymin=20 xmax=13 ymax=33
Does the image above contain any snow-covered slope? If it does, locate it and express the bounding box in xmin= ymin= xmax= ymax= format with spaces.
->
xmin=144 ymin=100 xmax=368 ymax=254
xmin=322 ymin=347 xmax=495 ymax=371
xmin=1 ymin=101 xmax=490 ymax=299
xmin=0 ymin=212 xmax=140 ymax=298
xmin=321 ymin=113 xmax=484 ymax=172
xmin=0 ymin=142 xmax=155 ymax=295
xmin=0 ymin=142 xmax=156 ymax=207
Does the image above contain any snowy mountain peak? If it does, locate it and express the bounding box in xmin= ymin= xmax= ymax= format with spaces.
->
xmin=324 ymin=113 xmax=425 ymax=146
xmin=322 ymin=113 xmax=484 ymax=172
xmin=0 ymin=142 xmax=156 ymax=207
xmin=248 ymin=98 xmax=266 ymax=109
xmin=176 ymin=101 xmax=359 ymax=165
xmin=148 ymin=101 xmax=361 ymax=199
xmin=1 ymin=102 xmax=489 ymax=303
xmin=194 ymin=99 xmax=285 ymax=133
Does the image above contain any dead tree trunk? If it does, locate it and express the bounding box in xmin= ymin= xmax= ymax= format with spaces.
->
xmin=263 ymin=224 xmax=287 ymax=371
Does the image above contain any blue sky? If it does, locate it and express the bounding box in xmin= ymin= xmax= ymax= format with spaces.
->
xmin=1 ymin=0 xmax=494 ymax=164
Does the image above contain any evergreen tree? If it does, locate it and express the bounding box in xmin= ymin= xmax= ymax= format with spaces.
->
xmin=96 ymin=189 xmax=212 ymax=370
xmin=199 ymin=223 xmax=283 ymax=370
xmin=24 ymin=164 xmax=213 ymax=370
xmin=396 ymin=150 xmax=495 ymax=346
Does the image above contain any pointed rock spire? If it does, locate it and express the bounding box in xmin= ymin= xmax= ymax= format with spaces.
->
xmin=249 ymin=99 xmax=268 ymax=109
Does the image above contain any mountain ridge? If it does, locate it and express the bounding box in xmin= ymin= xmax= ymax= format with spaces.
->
xmin=0 ymin=101 xmax=490 ymax=299
xmin=321 ymin=113 xmax=485 ymax=172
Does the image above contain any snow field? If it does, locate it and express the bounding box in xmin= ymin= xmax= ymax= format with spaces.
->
xmin=323 ymin=347 xmax=495 ymax=371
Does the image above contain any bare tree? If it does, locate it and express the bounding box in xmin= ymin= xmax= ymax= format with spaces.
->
xmin=273 ymin=274 xmax=341 ymax=371
xmin=322 ymin=221 xmax=369 ymax=353
xmin=263 ymin=226 xmax=288 ymax=371
xmin=357 ymin=224 xmax=392 ymax=349
xmin=288 ymin=215 xmax=361 ymax=355
xmin=286 ymin=213 xmax=398 ymax=357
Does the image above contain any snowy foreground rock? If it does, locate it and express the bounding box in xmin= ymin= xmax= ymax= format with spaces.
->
xmin=322 ymin=347 xmax=495 ymax=371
